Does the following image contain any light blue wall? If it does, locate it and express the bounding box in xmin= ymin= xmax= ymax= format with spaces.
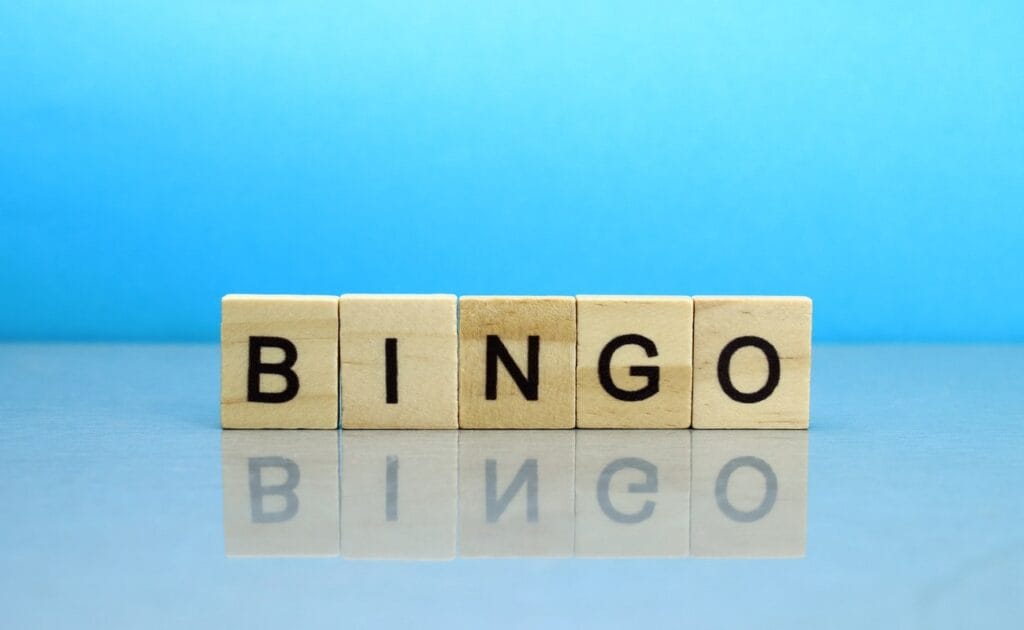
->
xmin=2 ymin=2 xmax=1021 ymax=342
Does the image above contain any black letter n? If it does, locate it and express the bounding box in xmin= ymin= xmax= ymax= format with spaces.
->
xmin=486 ymin=335 xmax=539 ymax=400
xmin=247 ymin=336 xmax=300 ymax=403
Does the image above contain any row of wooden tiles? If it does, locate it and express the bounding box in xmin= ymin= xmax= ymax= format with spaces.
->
xmin=221 ymin=294 xmax=813 ymax=430
xmin=224 ymin=429 xmax=807 ymax=559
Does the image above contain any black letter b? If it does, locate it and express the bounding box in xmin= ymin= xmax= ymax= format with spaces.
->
xmin=247 ymin=336 xmax=300 ymax=403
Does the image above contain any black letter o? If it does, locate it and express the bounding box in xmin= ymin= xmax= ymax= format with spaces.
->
xmin=717 ymin=336 xmax=780 ymax=403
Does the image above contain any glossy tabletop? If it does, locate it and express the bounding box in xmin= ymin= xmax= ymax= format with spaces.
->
xmin=0 ymin=344 xmax=1021 ymax=628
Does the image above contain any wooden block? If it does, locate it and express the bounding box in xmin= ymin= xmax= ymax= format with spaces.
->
xmin=574 ymin=430 xmax=690 ymax=557
xmin=458 ymin=296 xmax=576 ymax=429
xmin=692 ymin=296 xmax=812 ymax=429
xmin=458 ymin=430 xmax=574 ymax=557
xmin=221 ymin=431 xmax=340 ymax=557
xmin=221 ymin=294 xmax=339 ymax=429
xmin=338 ymin=294 xmax=457 ymax=429
xmin=340 ymin=431 xmax=457 ymax=560
xmin=576 ymin=296 xmax=693 ymax=428
xmin=690 ymin=431 xmax=807 ymax=557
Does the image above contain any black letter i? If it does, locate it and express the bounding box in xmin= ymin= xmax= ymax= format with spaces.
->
xmin=385 ymin=338 xmax=398 ymax=404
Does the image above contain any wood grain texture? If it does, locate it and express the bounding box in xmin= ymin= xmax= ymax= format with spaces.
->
xmin=576 ymin=296 xmax=693 ymax=428
xmin=692 ymin=296 xmax=812 ymax=429
xmin=339 ymin=294 xmax=457 ymax=429
xmin=458 ymin=296 xmax=576 ymax=429
xmin=221 ymin=294 xmax=339 ymax=429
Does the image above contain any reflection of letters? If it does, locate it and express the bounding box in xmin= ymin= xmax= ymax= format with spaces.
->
xmin=691 ymin=431 xmax=807 ymax=558
xmin=224 ymin=429 xmax=807 ymax=559
xmin=486 ymin=459 xmax=538 ymax=522
xmin=715 ymin=456 xmax=777 ymax=523
xmin=385 ymin=455 xmax=398 ymax=522
xmin=248 ymin=457 xmax=300 ymax=523
xmin=459 ymin=431 xmax=574 ymax=557
xmin=575 ymin=431 xmax=689 ymax=557
xmin=597 ymin=458 xmax=657 ymax=524
xmin=341 ymin=431 xmax=457 ymax=560
xmin=222 ymin=431 xmax=339 ymax=557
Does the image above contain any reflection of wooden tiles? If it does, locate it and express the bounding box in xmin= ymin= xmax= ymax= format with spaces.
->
xmin=690 ymin=431 xmax=808 ymax=557
xmin=221 ymin=430 xmax=807 ymax=558
xmin=574 ymin=430 xmax=690 ymax=557
xmin=222 ymin=431 xmax=339 ymax=556
xmin=340 ymin=431 xmax=457 ymax=559
xmin=220 ymin=294 xmax=811 ymax=429
xmin=458 ymin=431 xmax=575 ymax=557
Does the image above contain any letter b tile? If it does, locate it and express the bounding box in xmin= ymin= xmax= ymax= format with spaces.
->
xmin=221 ymin=294 xmax=339 ymax=429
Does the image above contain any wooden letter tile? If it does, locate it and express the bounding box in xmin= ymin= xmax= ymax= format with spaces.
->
xmin=576 ymin=296 xmax=693 ymax=428
xmin=692 ymin=296 xmax=812 ymax=429
xmin=458 ymin=296 xmax=576 ymax=429
xmin=339 ymin=294 xmax=457 ymax=429
xmin=221 ymin=295 xmax=339 ymax=429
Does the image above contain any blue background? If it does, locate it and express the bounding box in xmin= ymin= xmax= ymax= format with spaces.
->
xmin=2 ymin=1 xmax=1021 ymax=342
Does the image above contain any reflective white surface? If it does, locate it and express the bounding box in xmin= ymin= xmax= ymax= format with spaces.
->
xmin=1 ymin=344 xmax=1022 ymax=628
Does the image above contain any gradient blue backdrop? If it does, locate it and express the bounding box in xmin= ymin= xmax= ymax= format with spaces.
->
xmin=2 ymin=2 xmax=1021 ymax=342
